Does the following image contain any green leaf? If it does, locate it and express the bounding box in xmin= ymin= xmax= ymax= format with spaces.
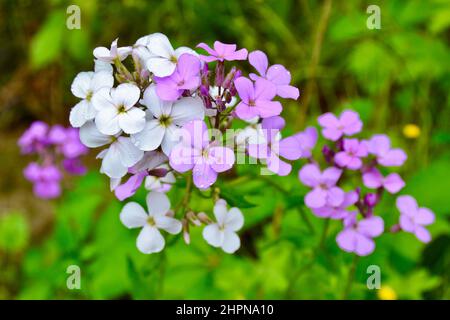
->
xmin=30 ymin=11 xmax=66 ymax=69
xmin=0 ymin=212 xmax=29 ymax=253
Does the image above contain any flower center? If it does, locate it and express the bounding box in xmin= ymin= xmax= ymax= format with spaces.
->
xmin=249 ymin=99 xmax=256 ymax=107
xmin=170 ymin=55 xmax=177 ymax=63
xmin=147 ymin=216 xmax=156 ymax=226
xmin=118 ymin=104 xmax=127 ymax=113
xmin=86 ymin=90 xmax=93 ymax=101
xmin=159 ymin=115 xmax=172 ymax=127
xmin=177 ymin=80 xmax=185 ymax=86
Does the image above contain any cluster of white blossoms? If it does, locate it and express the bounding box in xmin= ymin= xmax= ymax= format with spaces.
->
xmin=69 ymin=34 xmax=247 ymax=254
xmin=70 ymin=33 xmax=300 ymax=254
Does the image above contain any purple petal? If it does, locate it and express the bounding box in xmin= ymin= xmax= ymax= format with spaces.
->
xmin=115 ymin=171 xmax=147 ymax=201
xmin=248 ymin=50 xmax=268 ymax=76
xmin=399 ymin=214 xmax=416 ymax=232
xmin=340 ymin=110 xmax=363 ymax=135
xmin=336 ymin=229 xmax=358 ymax=253
xmin=261 ymin=116 xmax=285 ymax=131
xmin=266 ymin=64 xmax=291 ymax=85
xmin=235 ymin=102 xmax=259 ymax=120
xmin=354 ymin=234 xmax=376 ymax=256
xmin=208 ymin=146 xmax=235 ymax=173
xmin=278 ymin=135 xmax=302 ymax=160
xmin=396 ymin=195 xmax=418 ymax=216
xmin=378 ymin=149 xmax=407 ymax=167
xmin=176 ymin=54 xmax=201 ymax=81
xmin=322 ymin=166 xmax=342 ymax=187
xmin=298 ymin=164 xmax=321 ymax=187
xmin=415 ymin=208 xmax=435 ymax=226
xmin=169 ymin=145 xmax=196 ymax=172
xmin=276 ymin=85 xmax=299 ymax=100
xmin=362 ymin=168 xmax=383 ymax=189
xmin=414 ymin=226 xmax=431 ymax=243
xmin=383 ymin=173 xmax=405 ymax=194
xmin=305 ymin=187 xmax=327 ymax=208
xmin=255 ymin=100 xmax=282 ymax=118
xmin=234 ymin=77 xmax=254 ymax=103
xmin=196 ymin=42 xmax=216 ymax=56
xmin=318 ymin=112 xmax=339 ymax=128
xmin=358 ymin=216 xmax=384 ymax=237
xmin=327 ymin=187 xmax=345 ymax=207
xmin=248 ymin=142 xmax=270 ymax=159
xmin=155 ymin=77 xmax=182 ymax=101
xmin=226 ymin=48 xmax=248 ymax=61
xmin=266 ymin=155 xmax=292 ymax=176
xmin=192 ymin=161 xmax=218 ymax=189
xmin=254 ymin=78 xmax=276 ymax=101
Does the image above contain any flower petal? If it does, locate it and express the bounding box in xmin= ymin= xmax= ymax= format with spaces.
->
xmin=221 ymin=230 xmax=240 ymax=253
xmin=146 ymin=191 xmax=170 ymax=216
xmin=202 ymin=224 xmax=223 ymax=247
xmin=136 ymin=225 xmax=165 ymax=254
xmin=120 ymin=202 xmax=148 ymax=228
xmin=248 ymin=50 xmax=268 ymax=76
xmin=131 ymin=119 xmax=165 ymax=151
xmin=171 ymin=97 xmax=205 ymax=125
xmin=154 ymin=216 xmax=182 ymax=234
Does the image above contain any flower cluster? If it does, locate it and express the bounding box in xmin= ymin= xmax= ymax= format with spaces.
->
xmin=19 ymin=121 xmax=87 ymax=199
xmin=297 ymin=110 xmax=435 ymax=256
xmin=69 ymin=33 xmax=299 ymax=254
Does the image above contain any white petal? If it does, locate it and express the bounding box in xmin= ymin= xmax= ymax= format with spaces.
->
xmin=174 ymin=46 xmax=198 ymax=59
xmin=116 ymin=137 xmax=144 ymax=167
xmin=111 ymin=83 xmax=141 ymax=109
xmin=171 ymin=96 xmax=205 ymax=125
xmin=146 ymin=191 xmax=170 ymax=216
xmin=118 ymin=108 xmax=146 ymax=134
xmin=154 ymin=216 xmax=182 ymax=234
xmin=147 ymin=33 xmax=174 ymax=59
xmin=221 ymin=230 xmax=240 ymax=254
xmin=160 ymin=124 xmax=179 ymax=155
xmin=93 ymin=46 xmax=112 ymax=61
xmin=131 ymin=119 xmax=165 ymax=151
xmin=141 ymin=85 xmax=172 ymax=118
xmin=110 ymin=177 xmax=121 ymax=191
xmin=136 ymin=225 xmax=165 ymax=254
xmin=146 ymin=57 xmax=176 ymax=77
xmin=94 ymin=59 xmax=113 ymax=73
xmin=95 ymin=105 xmax=121 ymax=135
xmin=91 ymin=87 xmax=114 ymax=111
xmin=120 ymin=202 xmax=148 ymax=228
xmin=71 ymin=72 xmax=93 ymax=99
xmin=91 ymin=71 xmax=114 ymax=92
xmin=225 ymin=207 xmax=244 ymax=231
xmin=213 ymin=201 xmax=228 ymax=225
xmin=79 ymin=121 xmax=112 ymax=147
xmin=101 ymin=144 xmax=128 ymax=178
xmin=202 ymin=224 xmax=224 ymax=248
xmin=69 ymin=100 xmax=90 ymax=128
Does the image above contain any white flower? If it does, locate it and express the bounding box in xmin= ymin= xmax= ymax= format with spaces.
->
xmin=69 ymin=71 xmax=114 ymax=128
xmin=131 ymin=85 xmax=204 ymax=155
xmin=202 ymin=199 xmax=244 ymax=254
xmin=93 ymin=38 xmax=132 ymax=63
xmin=145 ymin=165 xmax=175 ymax=192
xmin=79 ymin=121 xmax=143 ymax=178
xmin=93 ymin=83 xmax=146 ymax=135
xmin=94 ymin=59 xmax=113 ymax=74
xmin=144 ymin=33 xmax=197 ymax=77
xmin=120 ymin=192 xmax=182 ymax=254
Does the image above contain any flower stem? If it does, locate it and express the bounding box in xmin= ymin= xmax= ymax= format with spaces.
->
xmin=342 ymin=255 xmax=359 ymax=299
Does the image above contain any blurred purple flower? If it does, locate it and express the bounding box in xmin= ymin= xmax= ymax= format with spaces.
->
xmin=313 ymin=190 xmax=358 ymax=219
xmin=24 ymin=163 xmax=62 ymax=199
xmin=396 ymin=195 xmax=435 ymax=243
xmin=318 ymin=110 xmax=363 ymax=141
xmin=364 ymin=134 xmax=407 ymax=167
xmin=362 ymin=168 xmax=405 ymax=194
xmin=336 ymin=213 xmax=384 ymax=256
xmin=18 ymin=121 xmax=49 ymax=154
xmin=334 ymin=138 xmax=368 ymax=170
xmin=298 ymin=164 xmax=344 ymax=208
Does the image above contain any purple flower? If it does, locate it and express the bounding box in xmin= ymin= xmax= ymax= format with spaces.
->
xmin=313 ymin=190 xmax=358 ymax=219
xmin=248 ymin=50 xmax=299 ymax=100
xmin=318 ymin=110 xmax=363 ymax=141
xmin=154 ymin=54 xmax=201 ymax=101
xmin=59 ymin=128 xmax=88 ymax=159
xmin=234 ymin=77 xmax=282 ymax=120
xmin=396 ymin=195 xmax=435 ymax=243
xmin=290 ymin=127 xmax=318 ymax=159
xmin=248 ymin=116 xmax=302 ymax=176
xmin=63 ymin=158 xmax=87 ymax=175
xmin=48 ymin=125 xmax=67 ymax=145
xmin=196 ymin=41 xmax=248 ymax=62
xmin=364 ymin=134 xmax=407 ymax=167
xmin=362 ymin=168 xmax=405 ymax=194
xmin=115 ymin=171 xmax=148 ymax=201
xmin=336 ymin=213 xmax=384 ymax=256
xmin=24 ymin=163 xmax=62 ymax=199
xmin=18 ymin=121 xmax=49 ymax=154
xmin=169 ymin=120 xmax=235 ymax=189
xmin=334 ymin=138 xmax=368 ymax=170
xmin=298 ymin=164 xmax=344 ymax=209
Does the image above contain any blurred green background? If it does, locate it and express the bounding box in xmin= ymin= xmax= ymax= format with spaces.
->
xmin=0 ymin=0 xmax=449 ymax=299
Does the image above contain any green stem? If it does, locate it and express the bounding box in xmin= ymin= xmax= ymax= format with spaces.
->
xmin=342 ymin=255 xmax=359 ymax=299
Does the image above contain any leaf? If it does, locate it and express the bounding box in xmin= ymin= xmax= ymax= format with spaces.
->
xmin=0 ymin=212 xmax=29 ymax=253
xmin=219 ymin=184 xmax=256 ymax=208
xmin=30 ymin=11 xmax=66 ymax=69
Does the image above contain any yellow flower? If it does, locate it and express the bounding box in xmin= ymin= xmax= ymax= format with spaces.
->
xmin=403 ymin=124 xmax=421 ymax=139
xmin=378 ymin=285 xmax=397 ymax=300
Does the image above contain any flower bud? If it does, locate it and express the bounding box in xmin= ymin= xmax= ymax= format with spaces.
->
xmin=197 ymin=212 xmax=212 ymax=224
xmin=186 ymin=211 xmax=201 ymax=226
xmin=182 ymin=219 xmax=190 ymax=245
xmin=322 ymin=145 xmax=335 ymax=163
xmin=215 ymin=61 xmax=225 ymax=87
xmin=364 ymin=193 xmax=378 ymax=207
